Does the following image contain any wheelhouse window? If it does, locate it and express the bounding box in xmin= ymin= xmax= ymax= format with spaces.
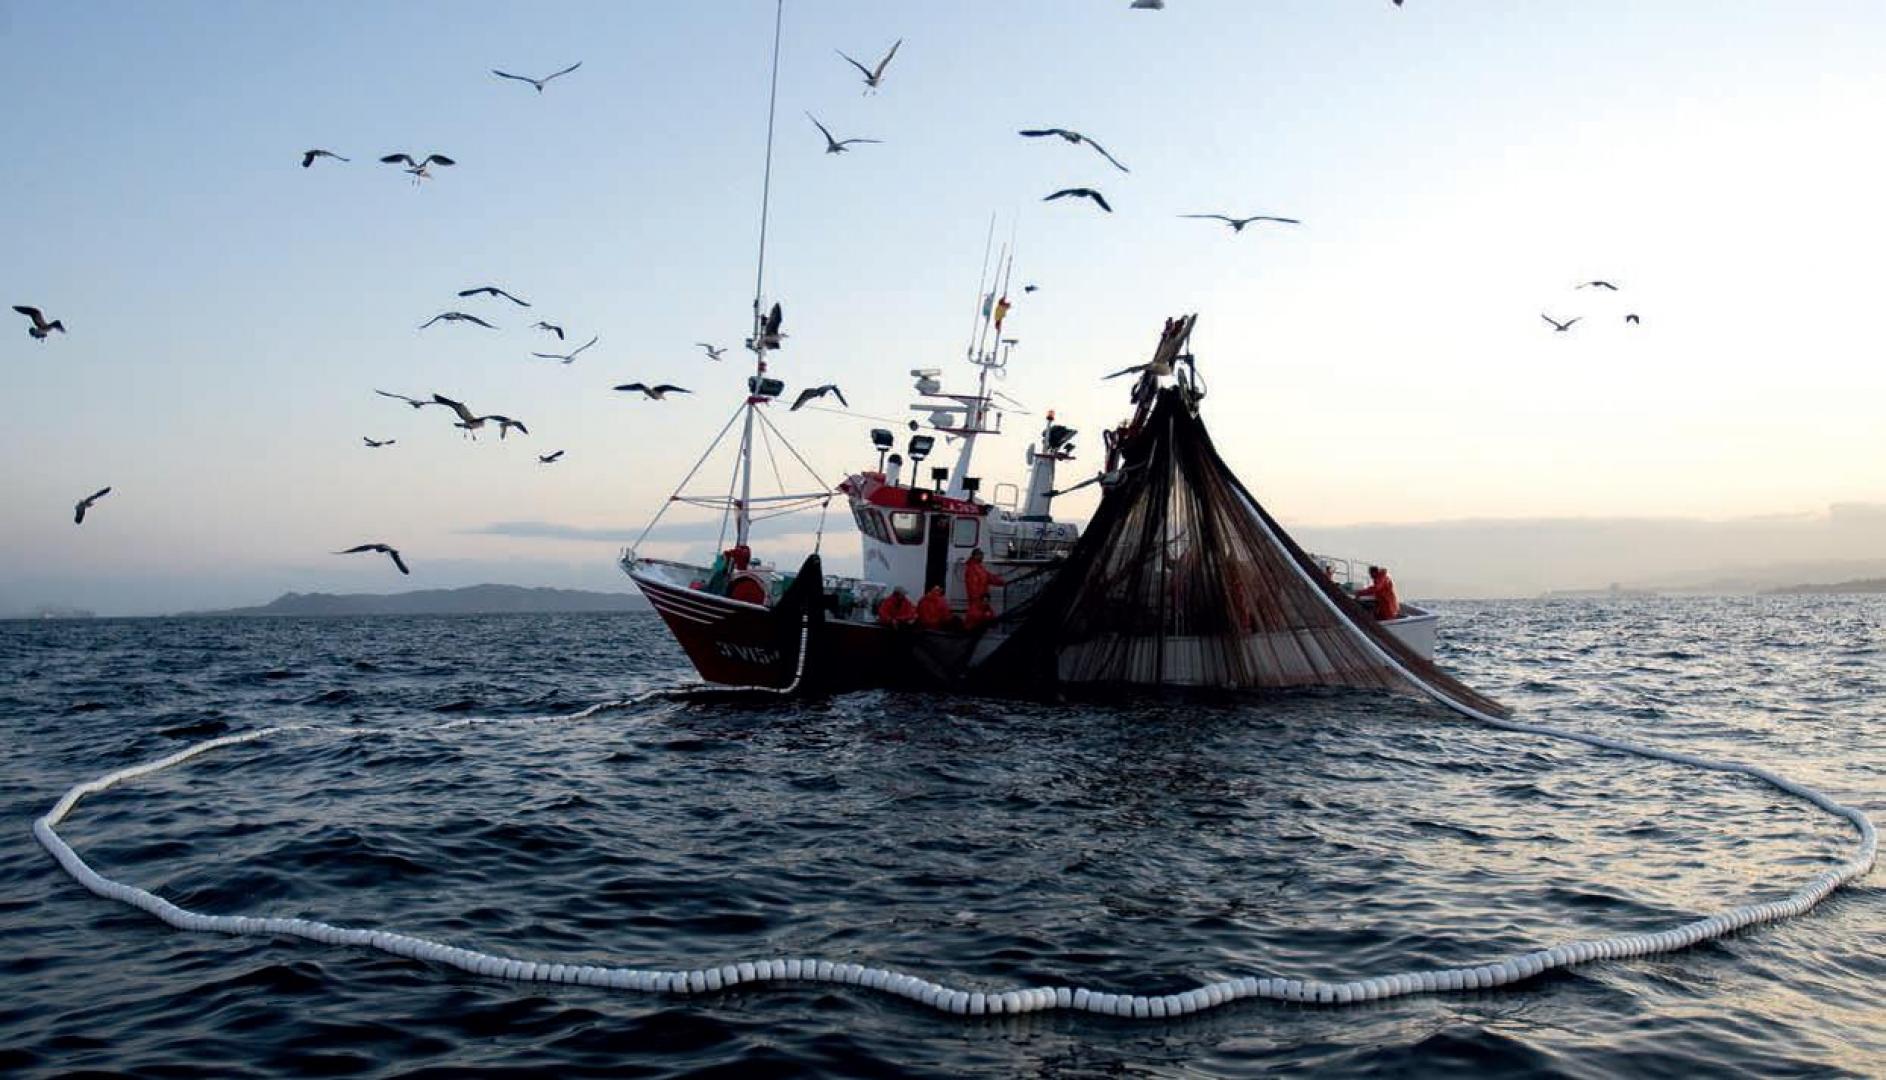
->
xmin=853 ymin=506 xmax=891 ymax=544
xmin=951 ymin=516 xmax=979 ymax=548
xmin=888 ymin=510 xmax=925 ymax=545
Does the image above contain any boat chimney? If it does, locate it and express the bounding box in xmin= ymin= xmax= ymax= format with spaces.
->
xmin=886 ymin=453 xmax=904 ymax=487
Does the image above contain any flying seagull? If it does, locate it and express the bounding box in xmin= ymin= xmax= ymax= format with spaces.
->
xmin=1542 ymin=313 xmax=1581 ymax=333
xmin=615 ymin=383 xmax=691 ymax=400
xmin=13 ymin=305 xmax=65 ymax=340
xmin=362 ymin=437 xmax=396 ymax=448
xmin=484 ymin=415 xmax=529 ymax=440
xmin=301 ymin=149 xmax=349 ymax=168
xmin=375 ymin=389 xmax=439 ymax=410
xmin=538 ymin=450 xmax=564 ymax=464
xmin=432 ymin=393 xmax=488 ymax=438
xmin=335 ymin=543 xmax=409 ymax=575
xmin=791 ymin=384 xmax=849 ymax=411
xmin=531 ymin=321 xmax=565 ymax=340
xmin=1577 ymin=280 xmax=1620 ymax=291
xmin=457 ymin=286 xmax=530 ymax=307
xmin=73 ymin=487 xmax=111 ymax=525
xmin=1023 ymin=284 xmax=1040 ymax=293
xmin=420 ymin=311 xmax=496 ymax=330
xmin=807 ymin=112 xmax=881 ymax=154
xmin=491 ymin=61 xmax=582 ymax=93
xmin=1130 ymin=0 xmax=1165 ymax=8
xmin=836 ymin=39 xmax=901 ymax=93
xmin=1018 ymin=128 xmax=1129 ymax=173
xmin=380 ymin=153 xmax=455 ymax=180
xmin=696 ymin=342 xmax=727 ymax=361
xmin=1044 ymin=188 xmax=1112 ymax=213
xmin=531 ymin=334 xmax=598 ymax=364
xmin=1180 ymin=213 xmax=1301 ymax=232
xmin=1625 ymin=313 xmax=1641 ymax=325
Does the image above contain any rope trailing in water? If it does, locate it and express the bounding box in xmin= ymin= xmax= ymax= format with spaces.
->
xmin=33 ymin=696 xmax=1875 ymax=1019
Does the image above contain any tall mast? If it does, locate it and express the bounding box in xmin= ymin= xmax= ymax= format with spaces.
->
xmin=736 ymin=0 xmax=786 ymax=551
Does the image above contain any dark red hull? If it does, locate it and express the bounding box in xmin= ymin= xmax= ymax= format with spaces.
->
xmin=633 ymin=572 xmax=983 ymax=691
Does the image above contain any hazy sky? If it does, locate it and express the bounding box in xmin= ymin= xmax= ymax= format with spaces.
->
xmin=4 ymin=1 xmax=1884 ymax=614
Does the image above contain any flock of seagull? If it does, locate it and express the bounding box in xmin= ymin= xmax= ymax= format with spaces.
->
xmin=23 ymin=2 xmax=1554 ymax=581
xmin=1542 ymin=280 xmax=1643 ymax=334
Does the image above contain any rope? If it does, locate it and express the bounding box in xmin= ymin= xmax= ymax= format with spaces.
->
xmin=32 ymin=694 xmax=1874 ymax=1019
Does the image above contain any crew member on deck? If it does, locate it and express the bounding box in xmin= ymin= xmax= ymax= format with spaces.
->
xmin=916 ymin=585 xmax=950 ymax=630
xmin=876 ymin=586 xmax=916 ymax=627
xmin=963 ymin=594 xmax=997 ymax=632
xmin=1356 ymin=565 xmax=1400 ymax=621
xmin=964 ymin=548 xmax=1004 ymax=606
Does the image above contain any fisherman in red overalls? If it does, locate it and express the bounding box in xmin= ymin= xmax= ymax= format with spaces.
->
xmin=1356 ymin=565 xmax=1401 ymax=621
xmin=876 ymin=586 xmax=917 ymax=627
xmin=964 ymin=548 xmax=1003 ymax=607
xmin=915 ymin=586 xmax=950 ymax=630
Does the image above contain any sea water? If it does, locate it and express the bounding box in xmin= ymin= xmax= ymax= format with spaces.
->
xmin=1 ymin=596 xmax=1879 ymax=1077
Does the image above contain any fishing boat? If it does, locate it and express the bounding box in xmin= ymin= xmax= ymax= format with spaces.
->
xmin=621 ymin=301 xmax=1444 ymax=693
xmin=619 ymin=1 xmax=1463 ymax=703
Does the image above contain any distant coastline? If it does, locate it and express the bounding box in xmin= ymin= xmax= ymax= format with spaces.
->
xmin=1762 ymin=578 xmax=1886 ymax=596
xmin=183 ymin=584 xmax=651 ymax=618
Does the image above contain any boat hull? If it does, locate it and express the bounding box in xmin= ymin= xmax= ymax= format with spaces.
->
xmin=632 ymin=562 xmax=1439 ymax=692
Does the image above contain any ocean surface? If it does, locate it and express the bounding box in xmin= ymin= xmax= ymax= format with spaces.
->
xmin=1 ymin=597 xmax=1879 ymax=1078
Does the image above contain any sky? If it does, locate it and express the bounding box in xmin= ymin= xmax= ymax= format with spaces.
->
xmin=3 ymin=0 xmax=1885 ymax=615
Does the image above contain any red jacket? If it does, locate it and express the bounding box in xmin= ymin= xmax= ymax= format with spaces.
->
xmin=1357 ymin=574 xmax=1400 ymax=621
xmin=877 ymin=592 xmax=916 ymax=625
xmin=916 ymin=588 xmax=950 ymax=629
xmin=964 ymin=558 xmax=1004 ymax=603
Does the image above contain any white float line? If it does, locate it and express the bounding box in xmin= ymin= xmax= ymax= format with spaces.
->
xmin=33 ymin=700 xmax=1875 ymax=1019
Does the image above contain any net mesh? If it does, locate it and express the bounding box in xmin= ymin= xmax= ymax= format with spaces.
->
xmin=978 ymin=377 xmax=1510 ymax=719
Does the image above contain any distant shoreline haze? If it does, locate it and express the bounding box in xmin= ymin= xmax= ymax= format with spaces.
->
xmin=183 ymin=584 xmax=650 ymax=618
xmin=4 ymin=504 xmax=1883 ymax=617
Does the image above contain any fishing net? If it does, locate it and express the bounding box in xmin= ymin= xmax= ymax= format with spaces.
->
xmin=978 ymin=356 xmax=1509 ymax=719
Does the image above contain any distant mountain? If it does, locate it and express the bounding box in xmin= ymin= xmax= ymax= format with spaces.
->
xmin=190 ymin=584 xmax=651 ymax=617
xmin=1763 ymin=578 xmax=1886 ymax=595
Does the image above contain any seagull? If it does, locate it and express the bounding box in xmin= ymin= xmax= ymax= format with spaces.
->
xmin=362 ymin=437 xmax=396 ymax=448
xmin=432 ymin=393 xmax=488 ymax=438
xmin=380 ymin=153 xmax=455 ymax=181
xmin=73 ymin=487 xmax=111 ymax=525
xmin=538 ymin=450 xmax=564 ymax=464
xmin=485 ymin=415 xmax=529 ymax=440
xmin=491 ymin=61 xmax=582 ymax=93
xmin=335 ymin=543 xmax=409 ymax=575
xmin=531 ymin=334 xmax=598 ymax=364
xmin=696 ymin=342 xmax=727 ymax=361
xmin=615 ymin=383 xmax=691 ymax=400
xmin=791 ymin=384 xmax=849 ymax=411
xmin=1180 ymin=213 xmax=1301 ymax=232
xmin=1044 ymin=188 xmax=1112 ymax=213
xmin=807 ymin=112 xmax=881 ymax=154
xmin=836 ymin=39 xmax=901 ymax=93
xmin=457 ymin=286 xmax=530 ymax=307
xmin=531 ymin=321 xmax=565 ymax=340
xmin=1130 ymin=0 xmax=1165 ymax=8
xmin=1577 ymin=280 xmax=1620 ymax=291
xmin=1625 ymin=313 xmax=1641 ymax=325
xmin=747 ymin=302 xmax=785 ymax=351
xmin=374 ymin=389 xmax=439 ymax=410
xmin=301 ymin=149 xmax=349 ymax=168
xmin=1542 ymin=313 xmax=1581 ymax=333
xmin=13 ymin=305 xmax=65 ymax=340
xmin=420 ymin=311 xmax=496 ymax=330
xmin=1023 ymin=284 xmax=1040 ymax=293
xmin=1018 ymin=128 xmax=1129 ymax=173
